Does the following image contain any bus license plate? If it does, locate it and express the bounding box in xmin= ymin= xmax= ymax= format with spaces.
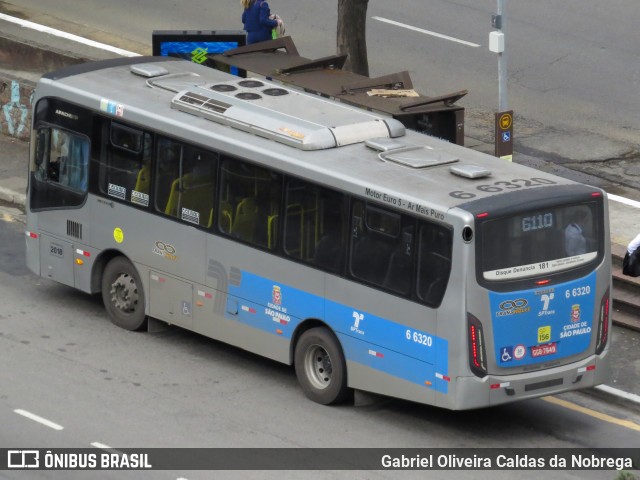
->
xmin=531 ymin=343 xmax=557 ymax=358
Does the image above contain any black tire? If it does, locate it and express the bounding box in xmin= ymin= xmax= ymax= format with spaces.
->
xmin=101 ymin=256 xmax=147 ymax=331
xmin=294 ymin=327 xmax=350 ymax=405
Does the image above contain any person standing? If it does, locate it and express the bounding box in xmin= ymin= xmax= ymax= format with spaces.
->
xmin=627 ymin=233 xmax=640 ymax=256
xmin=623 ymin=232 xmax=640 ymax=277
xmin=241 ymin=0 xmax=280 ymax=44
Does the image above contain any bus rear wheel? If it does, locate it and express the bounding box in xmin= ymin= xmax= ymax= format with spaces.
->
xmin=101 ymin=256 xmax=147 ymax=331
xmin=294 ymin=327 xmax=350 ymax=405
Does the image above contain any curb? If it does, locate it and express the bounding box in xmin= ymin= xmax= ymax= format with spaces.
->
xmin=583 ymin=385 xmax=640 ymax=413
xmin=0 ymin=184 xmax=25 ymax=207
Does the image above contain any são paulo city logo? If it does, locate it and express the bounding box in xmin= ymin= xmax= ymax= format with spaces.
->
xmin=497 ymin=298 xmax=531 ymax=317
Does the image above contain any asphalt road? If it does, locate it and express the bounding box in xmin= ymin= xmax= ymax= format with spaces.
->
xmin=0 ymin=207 xmax=639 ymax=479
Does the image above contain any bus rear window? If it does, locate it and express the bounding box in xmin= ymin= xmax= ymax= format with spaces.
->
xmin=480 ymin=203 xmax=601 ymax=281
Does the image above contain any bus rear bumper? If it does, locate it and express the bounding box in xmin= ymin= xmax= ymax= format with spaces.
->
xmin=455 ymin=353 xmax=610 ymax=409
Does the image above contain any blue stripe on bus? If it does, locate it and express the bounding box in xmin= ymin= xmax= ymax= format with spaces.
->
xmin=226 ymin=271 xmax=449 ymax=393
xmin=489 ymin=271 xmax=597 ymax=367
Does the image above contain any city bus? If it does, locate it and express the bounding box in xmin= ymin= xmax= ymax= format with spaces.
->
xmin=25 ymin=56 xmax=611 ymax=410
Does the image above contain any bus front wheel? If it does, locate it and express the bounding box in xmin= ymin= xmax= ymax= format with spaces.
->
xmin=294 ymin=327 xmax=350 ymax=405
xmin=101 ymin=256 xmax=147 ymax=331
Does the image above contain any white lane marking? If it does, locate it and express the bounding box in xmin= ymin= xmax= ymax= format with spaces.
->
xmin=0 ymin=13 xmax=140 ymax=57
xmin=14 ymin=409 xmax=64 ymax=430
xmin=372 ymin=16 xmax=481 ymax=47
xmin=595 ymin=384 xmax=640 ymax=405
xmin=91 ymin=442 xmax=123 ymax=455
xmin=608 ymin=193 xmax=640 ymax=209
xmin=90 ymin=442 xmax=113 ymax=450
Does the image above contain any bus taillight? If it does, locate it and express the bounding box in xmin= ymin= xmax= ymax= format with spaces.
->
xmin=467 ymin=313 xmax=487 ymax=377
xmin=595 ymin=289 xmax=610 ymax=355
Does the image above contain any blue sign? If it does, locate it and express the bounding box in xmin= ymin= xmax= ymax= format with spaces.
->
xmin=489 ymin=272 xmax=597 ymax=367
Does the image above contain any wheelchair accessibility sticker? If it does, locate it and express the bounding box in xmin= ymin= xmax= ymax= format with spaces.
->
xmin=499 ymin=344 xmax=527 ymax=363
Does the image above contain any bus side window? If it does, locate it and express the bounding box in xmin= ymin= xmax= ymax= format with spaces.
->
xmin=383 ymin=228 xmax=414 ymax=294
xmin=417 ymin=223 xmax=453 ymax=307
xmin=218 ymin=158 xmax=281 ymax=248
xmin=350 ymin=203 xmax=399 ymax=288
xmin=177 ymin=148 xmax=217 ymax=227
xmin=34 ymin=128 xmax=51 ymax=181
xmin=35 ymin=127 xmax=89 ymax=192
xmin=155 ymin=138 xmax=183 ymax=213
xmin=30 ymin=126 xmax=90 ymax=210
xmin=283 ymin=179 xmax=347 ymax=273
xmin=100 ymin=121 xmax=147 ymax=205
xmin=156 ymin=139 xmax=217 ymax=227
xmin=132 ymin=133 xmax=153 ymax=197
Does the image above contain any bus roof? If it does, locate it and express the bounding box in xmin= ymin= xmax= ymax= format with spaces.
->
xmin=36 ymin=57 xmax=588 ymax=223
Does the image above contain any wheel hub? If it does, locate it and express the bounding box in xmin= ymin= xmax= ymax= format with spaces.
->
xmin=305 ymin=344 xmax=333 ymax=389
xmin=110 ymin=273 xmax=138 ymax=313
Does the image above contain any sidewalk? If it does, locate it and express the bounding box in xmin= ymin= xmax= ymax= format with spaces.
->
xmin=0 ymin=135 xmax=27 ymax=205
xmin=1 ymin=133 xmax=639 ymax=409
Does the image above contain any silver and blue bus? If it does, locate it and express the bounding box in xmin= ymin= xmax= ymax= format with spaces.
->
xmin=25 ymin=57 xmax=611 ymax=410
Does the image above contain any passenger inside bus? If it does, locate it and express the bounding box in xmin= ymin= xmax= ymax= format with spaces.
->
xmin=564 ymin=210 xmax=588 ymax=256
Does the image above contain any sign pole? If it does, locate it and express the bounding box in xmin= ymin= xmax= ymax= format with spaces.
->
xmin=497 ymin=0 xmax=507 ymax=112
xmin=490 ymin=0 xmax=513 ymax=161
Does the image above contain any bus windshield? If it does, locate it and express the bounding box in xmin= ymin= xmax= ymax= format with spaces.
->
xmin=481 ymin=202 xmax=601 ymax=281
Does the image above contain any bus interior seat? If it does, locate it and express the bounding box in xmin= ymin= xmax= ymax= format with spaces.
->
xmin=232 ymin=197 xmax=259 ymax=242
xmin=108 ymin=150 xmax=143 ymax=195
xmin=219 ymin=200 xmax=233 ymax=233
xmin=351 ymin=235 xmax=392 ymax=285
xmin=313 ymin=234 xmax=343 ymax=272
xmin=134 ymin=164 xmax=150 ymax=194
xmin=164 ymin=174 xmax=214 ymax=227
xmin=267 ymin=214 xmax=279 ymax=249
xmin=383 ymin=249 xmax=412 ymax=293
xmin=419 ymin=252 xmax=451 ymax=305
xmin=422 ymin=276 xmax=448 ymax=306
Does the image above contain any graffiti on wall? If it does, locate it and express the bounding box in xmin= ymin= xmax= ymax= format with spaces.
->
xmin=1 ymin=79 xmax=33 ymax=140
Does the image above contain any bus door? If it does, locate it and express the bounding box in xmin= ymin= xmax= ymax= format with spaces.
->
xmin=30 ymin=125 xmax=91 ymax=289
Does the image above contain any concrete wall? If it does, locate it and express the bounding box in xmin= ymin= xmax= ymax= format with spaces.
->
xmin=0 ymin=32 xmax=88 ymax=141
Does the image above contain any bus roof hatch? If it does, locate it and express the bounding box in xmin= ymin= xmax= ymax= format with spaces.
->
xmin=169 ymin=78 xmax=405 ymax=150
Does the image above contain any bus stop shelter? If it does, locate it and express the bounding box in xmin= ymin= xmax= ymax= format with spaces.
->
xmin=211 ymin=37 xmax=467 ymax=146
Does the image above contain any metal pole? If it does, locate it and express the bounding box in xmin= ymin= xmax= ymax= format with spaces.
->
xmin=497 ymin=0 xmax=508 ymax=111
